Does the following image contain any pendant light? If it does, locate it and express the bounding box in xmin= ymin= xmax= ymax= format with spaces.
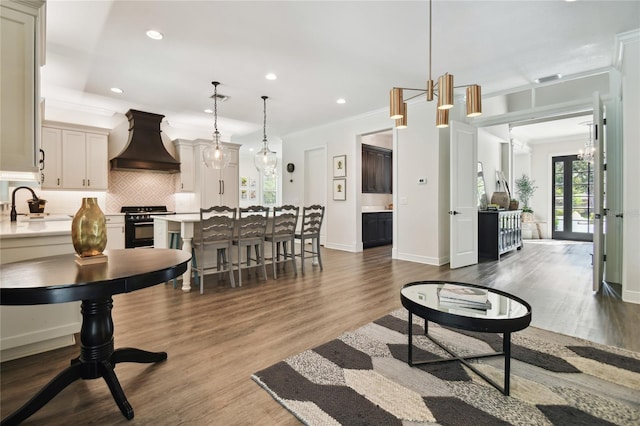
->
xmin=203 ymin=81 xmax=231 ymax=169
xmin=254 ymin=95 xmax=277 ymax=176
xmin=388 ymin=0 xmax=482 ymax=129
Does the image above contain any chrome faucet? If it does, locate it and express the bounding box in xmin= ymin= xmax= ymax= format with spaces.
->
xmin=10 ymin=186 xmax=39 ymax=222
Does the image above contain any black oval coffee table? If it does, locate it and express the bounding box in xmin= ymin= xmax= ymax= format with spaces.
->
xmin=1 ymin=249 xmax=191 ymax=425
xmin=400 ymin=280 xmax=532 ymax=395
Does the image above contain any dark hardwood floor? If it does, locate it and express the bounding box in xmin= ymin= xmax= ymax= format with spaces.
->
xmin=2 ymin=240 xmax=638 ymax=425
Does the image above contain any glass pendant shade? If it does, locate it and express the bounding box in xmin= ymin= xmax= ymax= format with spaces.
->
xmin=203 ymin=81 xmax=230 ymax=169
xmin=254 ymin=141 xmax=277 ymax=175
xmin=436 ymin=108 xmax=449 ymax=128
xmin=389 ymin=88 xmax=404 ymax=119
xmin=203 ymin=131 xmax=230 ymax=169
xmin=437 ymin=74 xmax=454 ymax=110
xmin=466 ymin=84 xmax=482 ymax=117
xmin=395 ymin=102 xmax=407 ymax=129
xmin=255 ymin=95 xmax=277 ymax=175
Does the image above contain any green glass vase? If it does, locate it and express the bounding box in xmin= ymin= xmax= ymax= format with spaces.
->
xmin=71 ymin=197 xmax=107 ymax=257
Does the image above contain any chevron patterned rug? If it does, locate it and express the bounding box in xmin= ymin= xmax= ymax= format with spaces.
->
xmin=252 ymin=309 xmax=640 ymax=425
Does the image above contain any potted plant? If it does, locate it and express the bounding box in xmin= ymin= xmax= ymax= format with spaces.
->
xmin=515 ymin=174 xmax=537 ymax=221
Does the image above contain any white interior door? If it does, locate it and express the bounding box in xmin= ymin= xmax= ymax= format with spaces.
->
xmin=304 ymin=147 xmax=327 ymax=244
xmin=450 ymin=121 xmax=478 ymax=269
xmin=593 ymin=92 xmax=605 ymax=292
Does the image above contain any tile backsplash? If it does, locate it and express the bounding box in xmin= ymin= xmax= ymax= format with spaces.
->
xmin=106 ymin=171 xmax=176 ymax=212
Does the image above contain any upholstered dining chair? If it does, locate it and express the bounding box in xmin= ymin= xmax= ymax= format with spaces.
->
xmin=192 ymin=206 xmax=236 ymax=293
xmin=265 ymin=205 xmax=299 ymax=279
xmin=294 ymin=205 xmax=325 ymax=273
xmin=233 ymin=206 xmax=269 ymax=287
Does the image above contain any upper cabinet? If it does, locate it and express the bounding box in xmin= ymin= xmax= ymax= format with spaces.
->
xmin=173 ymin=139 xmax=195 ymax=192
xmin=362 ymin=144 xmax=392 ymax=194
xmin=0 ymin=0 xmax=45 ymax=175
xmin=41 ymin=123 xmax=109 ymax=190
xmin=194 ymin=140 xmax=240 ymax=208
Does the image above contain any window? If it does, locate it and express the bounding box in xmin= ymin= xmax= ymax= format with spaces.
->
xmin=262 ymin=174 xmax=277 ymax=206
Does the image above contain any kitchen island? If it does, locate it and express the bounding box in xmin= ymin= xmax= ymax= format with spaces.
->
xmin=0 ymin=217 xmax=81 ymax=361
xmin=153 ymin=214 xmax=200 ymax=292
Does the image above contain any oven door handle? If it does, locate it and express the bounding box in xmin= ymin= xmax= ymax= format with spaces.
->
xmin=132 ymin=222 xmax=153 ymax=226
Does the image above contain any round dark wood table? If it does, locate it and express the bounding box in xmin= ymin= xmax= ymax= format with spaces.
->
xmin=0 ymin=249 xmax=191 ymax=425
xmin=400 ymin=280 xmax=532 ymax=395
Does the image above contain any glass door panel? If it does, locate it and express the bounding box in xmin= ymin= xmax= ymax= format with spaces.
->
xmin=552 ymin=155 xmax=593 ymax=241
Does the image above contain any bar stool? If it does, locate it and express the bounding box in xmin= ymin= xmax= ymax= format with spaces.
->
xmin=265 ymin=205 xmax=299 ymax=279
xmin=233 ymin=206 xmax=269 ymax=287
xmin=295 ymin=205 xmax=325 ymax=273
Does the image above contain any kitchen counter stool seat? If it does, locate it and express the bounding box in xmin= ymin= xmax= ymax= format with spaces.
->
xmin=192 ymin=206 xmax=236 ymax=292
xmin=233 ymin=206 xmax=269 ymax=286
xmin=265 ymin=205 xmax=299 ymax=279
xmin=295 ymin=205 xmax=325 ymax=273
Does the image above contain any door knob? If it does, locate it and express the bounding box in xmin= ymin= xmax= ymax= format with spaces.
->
xmin=448 ymin=210 xmax=460 ymax=215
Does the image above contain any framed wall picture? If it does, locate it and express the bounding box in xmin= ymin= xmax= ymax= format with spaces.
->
xmin=333 ymin=178 xmax=346 ymax=201
xmin=240 ymin=176 xmax=248 ymax=187
xmin=333 ymin=155 xmax=346 ymax=178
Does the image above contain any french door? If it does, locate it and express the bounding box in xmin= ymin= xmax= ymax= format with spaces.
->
xmin=551 ymin=155 xmax=594 ymax=242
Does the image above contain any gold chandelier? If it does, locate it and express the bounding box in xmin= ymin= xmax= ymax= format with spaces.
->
xmin=389 ymin=0 xmax=482 ymax=128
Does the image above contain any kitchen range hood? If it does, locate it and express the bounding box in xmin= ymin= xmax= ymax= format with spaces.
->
xmin=110 ymin=109 xmax=180 ymax=173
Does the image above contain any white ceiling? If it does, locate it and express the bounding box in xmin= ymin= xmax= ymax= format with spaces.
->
xmin=42 ymin=1 xmax=640 ymax=147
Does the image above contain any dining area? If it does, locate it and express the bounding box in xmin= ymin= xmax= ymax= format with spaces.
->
xmin=153 ymin=205 xmax=325 ymax=293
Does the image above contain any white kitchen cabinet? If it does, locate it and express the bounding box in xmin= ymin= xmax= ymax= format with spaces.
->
xmin=41 ymin=122 xmax=109 ymax=190
xmin=62 ymin=130 xmax=108 ymax=189
xmin=41 ymin=127 xmax=63 ymax=188
xmin=0 ymin=222 xmax=81 ymax=362
xmin=105 ymin=214 xmax=125 ymax=250
xmin=195 ymin=140 xmax=240 ymax=208
xmin=0 ymin=1 xmax=45 ymax=175
xmin=173 ymin=139 xmax=195 ymax=192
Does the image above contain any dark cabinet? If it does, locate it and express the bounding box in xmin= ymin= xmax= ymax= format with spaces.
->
xmin=362 ymin=144 xmax=392 ymax=193
xmin=478 ymin=210 xmax=522 ymax=259
xmin=363 ymin=212 xmax=393 ymax=248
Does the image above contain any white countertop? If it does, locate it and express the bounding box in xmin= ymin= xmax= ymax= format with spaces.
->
xmin=362 ymin=205 xmax=392 ymax=213
xmin=0 ymin=218 xmax=73 ymax=238
xmin=152 ymin=213 xmax=200 ymax=222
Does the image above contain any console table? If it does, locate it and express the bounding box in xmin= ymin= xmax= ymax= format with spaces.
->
xmin=400 ymin=281 xmax=532 ymax=395
xmin=478 ymin=210 xmax=522 ymax=259
xmin=0 ymin=249 xmax=190 ymax=425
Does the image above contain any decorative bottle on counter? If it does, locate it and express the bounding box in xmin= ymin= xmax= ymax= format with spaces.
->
xmin=71 ymin=197 xmax=107 ymax=257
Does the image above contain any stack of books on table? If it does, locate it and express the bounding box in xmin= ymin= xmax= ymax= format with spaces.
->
xmin=438 ymin=284 xmax=491 ymax=310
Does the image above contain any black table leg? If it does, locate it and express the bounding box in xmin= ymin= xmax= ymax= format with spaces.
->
xmin=1 ymin=298 xmax=166 ymax=425
xmin=407 ymin=311 xmax=413 ymax=366
xmin=0 ymin=361 xmax=83 ymax=426
xmin=503 ymin=332 xmax=511 ymax=395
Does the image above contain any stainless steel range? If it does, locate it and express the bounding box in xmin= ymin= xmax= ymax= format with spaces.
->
xmin=121 ymin=206 xmax=175 ymax=248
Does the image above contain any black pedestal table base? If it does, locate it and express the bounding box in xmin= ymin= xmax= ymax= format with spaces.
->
xmin=1 ymin=298 xmax=167 ymax=426
xmin=408 ymin=311 xmax=512 ymax=395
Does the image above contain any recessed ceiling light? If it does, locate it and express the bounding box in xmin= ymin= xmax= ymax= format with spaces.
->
xmin=249 ymin=148 xmax=254 ymax=152
xmin=110 ymin=87 xmax=123 ymax=94
xmin=265 ymin=73 xmax=277 ymax=80
xmin=336 ymin=98 xmax=346 ymax=104
xmin=204 ymin=109 xmax=213 ymax=114
xmin=146 ymin=30 xmax=163 ymax=40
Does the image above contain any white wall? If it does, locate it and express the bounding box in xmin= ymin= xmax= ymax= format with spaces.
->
xmin=528 ymin=137 xmax=587 ymax=237
xmin=477 ymin=128 xmax=503 ymax=198
xmin=282 ymin=100 xmax=449 ymax=265
xmin=620 ymin=31 xmax=640 ymax=303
